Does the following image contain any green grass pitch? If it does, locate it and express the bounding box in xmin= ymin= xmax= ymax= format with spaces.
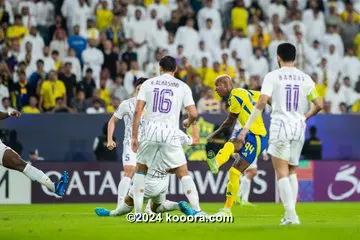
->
xmin=0 ymin=203 xmax=359 ymax=240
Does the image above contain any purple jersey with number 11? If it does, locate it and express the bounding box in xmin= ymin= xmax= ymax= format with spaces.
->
xmin=137 ymin=73 xmax=194 ymax=131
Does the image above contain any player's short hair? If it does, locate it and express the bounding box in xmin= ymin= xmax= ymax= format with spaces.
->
xmin=277 ymin=43 xmax=296 ymax=62
xmin=159 ymin=56 xmax=177 ymax=72
xmin=135 ymin=77 xmax=148 ymax=88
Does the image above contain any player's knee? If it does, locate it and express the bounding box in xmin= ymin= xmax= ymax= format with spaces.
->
xmin=288 ymin=165 xmax=297 ymax=175
xmin=124 ymin=166 xmax=136 ymax=178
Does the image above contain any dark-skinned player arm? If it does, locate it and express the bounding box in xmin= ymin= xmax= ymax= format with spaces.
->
xmin=208 ymin=112 xmax=238 ymax=139
xmin=305 ymin=87 xmax=323 ymax=120
xmin=190 ymin=121 xmax=200 ymax=145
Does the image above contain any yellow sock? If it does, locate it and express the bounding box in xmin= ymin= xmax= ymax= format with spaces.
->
xmin=224 ymin=167 xmax=241 ymax=209
xmin=215 ymin=142 xmax=235 ymax=168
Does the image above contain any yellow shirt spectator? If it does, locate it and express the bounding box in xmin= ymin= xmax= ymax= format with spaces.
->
xmin=40 ymin=80 xmax=66 ymax=110
xmin=6 ymin=25 xmax=28 ymax=42
xmin=231 ymin=6 xmax=248 ymax=35
xmin=355 ymin=33 xmax=360 ymax=59
xmin=22 ymin=106 xmax=41 ymax=114
xmin=351 ymin=99 xmax=360 ymax=114
xmin=203 ymin=66 xmax=224 ymax=100
xmin=144 ymin=0 xmax=168 ymax=7
xmin=96 ymin=8 xmax=113 ymax=31
xmin=197 ymin=67 xmax=210 ymax=81
xmin=315 ymin=84 xmax=327 ymax=99
xmin=251 ymin=33 xmax=271 ymax=49
xmin=106 ymin=105 xmax=115 ymax=113
xmin=340 ymin=11 xmax=360 ymax=23
xmin=100 ymin=88 xmax=111 ymax=106
xmin=220 ymin=64 xmax=237 ymax=79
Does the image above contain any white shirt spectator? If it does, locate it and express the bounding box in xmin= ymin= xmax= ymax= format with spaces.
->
xmin=89 ymin=0 xmax=113 ymax=11
xmin=82 ymin=47 xmax=104 ymax=88
xmin=124 ymin=70 xmax=145 ymax=96
xmin=81 ymin=28 xmax=100 ymax=40
xmin=148 ymin=2 xmax=170 ymax=21
xmin=127 ymin=4 xmax=147 ymax=20
xmin=21 ymin=33 xmax=44 ymax=60
xmin=324 ymin=51 xmax=342 ymax=75
xmin=284 ymin=20 xmax=307 ymax=40
xmin=86 ymin=107 xmax=105 ymax=114
xmin=3 ymin=0 xmax=14 ymax=24
xmin=35 ymin=0 xmax=55 ymax=27
xmin=247 ymin=55 xmax=269 ymax=78
xmin=128 ymin=18 xmax=149 ymax=68
xmin=199 ymin=27 xmax=221 ymax=60
xmin=0 ymin=105 xmax=16 ymax=113
xmin=22 ymin=15 xmax=37 ymax=30
xmin=341 ymin=56 xmax=360 ymax=87
xmin=63 ymin=56 xmax=82 ymax=82
xmin=325 ymin=86 xmax=346 ymax=114
xmin=197 ymin=6 xmax=222 ymax=32
xmin=40 ymin=56 xmax=56 ymax=73
xmin=0 ymin=84 xmax=9 ymax=104
xmin=343 ymin=84 xmax=360 ymax=107
xmin=229 ymin=36 xmax=253 ymax=66
xmin=69 ymin=3 xmax=91 ymax=32
xmin=302 ymin=10 xmax=325 ymax=44
xmin=145 ymin=62 xmax=161 ymax=79
xmin=50 ymin=40 xmax=69 ymax=61
xmin=164 ymin=40 xmax=177 ymax=57
xmin=191 ymin=49 xmax=213 ymax=69
xmin=18 ymin=1 xmax=36 ymax=17
xmin=175 ymin=26 xmax=200 ymax=58
xmin=267 ymin=2 xmax=287 ymax=22
xmin=322 ymin=32 xmax=344 ymax=57
xmin=149 ymin=24 xmax=168 ymax=51
xmin=314 ymin=66 xmax=338 ymax=86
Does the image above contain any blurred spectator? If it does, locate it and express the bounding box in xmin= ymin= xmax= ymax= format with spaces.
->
xmin=122 ymin=39 xmax=138 ymax=69
xmin=22 ymin=96 xmax=40 ymax=114
xmin=21 ymin=26 xmax=44 ymax=60
xmin=355 ymin=31 xmax=360 ymax=59
xmin=302 ymin=126 xmax=322 ymax=160
xmin=148 ymin=0 xmax=170 ymax=22
xmin=63 ymin=48 xmax=82 ymax=82
xmin=199 ymin=18 xmax=221 ymax=60
xmin=52 ymin=97 xmax=73 ymax=113
xmin=247 ymin=48 xmax=268 ymax=79
xmin=323 ymin=24 xmax=344 ymax=57
xmin=145 ymin=49 xmax=162 ymax=78
xmin=111 ymin=75 xmax=129 ymax=102
xmin=0 ymin=97 xmax=16 ymax=112
xmin=339 ymin=102 xmax=348 ymax=114
xmin=77 ymin=68 xmax=96 ymax=99
xmin=69 ymin=0 xmax=91 ymax=34
xmin=49 ymin=15 xmax=67 ymax=43
xmin=342 ymin=48 xmax=360 ymax=87
xmin=59 ymin=62 xmax=77 ymax=105
xmin=311 ymin=72 xmax=327 ymax=99
xmin=11 ymin=70 xmax=36 ymax=110
xmin=229 ymin=28 xmax=252 ymax=68
xmin=71 ymin=89 xmax=87 ymax=113
xmin=342 ymin=76 xmax=360 ymax=107
xmin=0 ymin=75 xmax=9 ymax=106
xmin=149 ymin=19 xmax=168 ymax=56
xmin=325 ymin=81 xmax=346 ymax=114
xmin=86 ymin=99 xmax=105 ymax=114
xmin=340 ymin=15 xmax=359 ymax=50
xmin=324 ymin=44 xmax=342 ymax=75
xmin=105 ymin=14 xmax=125 ymax=47
xmin=50 ymin=29 xmax=68 ymax=61
xmin=192 ymin=41 xmax=212 ymax=68
xmin=326 ymin=2 xmax=342 ymax=27
xmin=0 ymin=0 xmax=11 ymax=26
xmin=99 ymin=71 xmax=112 ymax=106
xmin=340 ymin=1 xmax=360 ymax=24
xmin=165 ymin=10 xmax=180 ymax=35
xmin=231 ymin=0 xmax=248 ymax=35
xmin=220 ymin=53 xmax=236 ymax=79
xmin=197 ymin=88 xmax=221 ymax=114
xmin=85 ymin=89 xmax=106 ymax=109
xmin=203 ymin=61 xmax=223 ymax=90
xmin=51 ymin=50 xmax=62 ymax=71
xmin=197 ymin=0 xmax=222 ymax=32
xmin=81 ymin=18 xmax=99 ymax=40
xmin=102 ymin=40 xmax=118 ymax=80
xmin=36 ymin=0 xmax=55 ymax=45
xmin=106 ymin=97 xmax=120 ymax=113
xmin=67 ymin=25 xmax=87 ymax=61
xmin=175 ymin=18 xmax=199 ymax=58
xmin=40 ymin=46 xmax=56 ymax=73
xmin=29 ymin=149 xmax=45 ymax=162
xmin=21 ymin=5 xmax=36 ymax=30
xmin=124 ymin=61 xmax=145 ymax=97
xmin=95 ymin=0 xmax=113 ymax=31
xmin=82 ymin=38 xmax=104 ymax=88
xmin=93 ymin=123 xmax=117 ymax=161
xmin=248 ymin=75 xmax=261 ymax=91
xmin=268 ymin=0 xmax=286 ymax=23
xmin=303 ymin=0 xmax=326 ymax=44
xmin=191 ymin=74 xmax=203 ymax=104
xmin=7 ymin=14 xmax=28 ymax=44
xmin=28 ymin=59 xmax=46 ymax=88
xmin=39 ymin=70 xmax=66 ymax=112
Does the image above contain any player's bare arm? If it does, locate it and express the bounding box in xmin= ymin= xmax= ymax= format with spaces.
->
xmin=238 ymin=94 xmax=269 ymax=144
xmin=305 ymin=98 xmax=323 ymax=120
xmin=0 ymin=111 xmax=21 ymax=120
xmin=131 ymin=100 xmax=145 ymax=153
xmin=190 ymin=121 xmax=200 ymax=145
xmin=207 ymin=112 xmax=238 ymax=142
xmin=107 ymin=115 xmax=119 ymax=150
xmin=183 ymin=104 xmax=198 ymax=128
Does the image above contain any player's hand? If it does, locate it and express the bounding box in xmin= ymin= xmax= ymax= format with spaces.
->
xmin=131 ymin=138 xmax=139 ymax=153
xmin=107 ymin=140 xmax=116 ymax=150
xmin=237 ymin=128 xmax=248 ymax=144
xmin=183 ymin=119 xmax=191 ymax=128
xmin=9 ymin=111 xmax=21 ymax=118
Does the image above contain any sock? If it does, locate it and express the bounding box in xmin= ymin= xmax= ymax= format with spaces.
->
xmin=156 ymin=200 xmax=180 ymax=213
xmin=237 ymin=176 xmax=243 ymax=197
xmin=116 ymin=177 xmax=132 ymax=206
xmin=132 ymin=173 xmax=145 ymax=214
xmin=144 ymin=200 xmax=153 ymax=213
xmin=215 ymin=142 xmax=235 ymax=167
xmin=23 ymin=164 xmax=54 ymax=192
xmin=110 ymin=202 xmax=133 ymax=216
xmin=224 ymin=167 xmax=241 ymax=209
xmin=181 ymin=175 xmax=201 ymax=212
xmin=289 ymin=174 xmax=298 ymax=204
xmin=278 ymin=177 xmax=297 ymax=220
xmin=241 ymin=176 xmax=251 ymax=203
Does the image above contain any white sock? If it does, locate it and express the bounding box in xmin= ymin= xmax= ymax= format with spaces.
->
xmin=156 ymin=200 xmax=180 ymax=213
xmin=181 ymin=175 xmax=201 ymax=212
xmin=289 ymin=174 xmax=298 ymax=204
xmin=23 ymin=164 xmax=54 ymax=192
xmin=144 ymin=200 xmax=153 ymax=214
xmin=132 ymin=173 xmax=145 ymax=214
xmin=110 ymin=202 xmax=133 ymax=216
xmin=278 ymin=177 xmax=297 ymax=220
xmin=116 ymin=177 xmax=131 ymax=206
xmin=241 ymin=176 xmax=251 ymax=203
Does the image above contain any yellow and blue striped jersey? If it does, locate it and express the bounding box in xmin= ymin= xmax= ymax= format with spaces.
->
xmin=228 ymin=88 xmax=267 ymax=137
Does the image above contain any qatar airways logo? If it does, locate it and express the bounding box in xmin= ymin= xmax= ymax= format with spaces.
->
xmin=327 ymin=164 xmax=360 ymax=201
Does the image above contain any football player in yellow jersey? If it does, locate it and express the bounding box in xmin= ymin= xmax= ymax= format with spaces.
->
xmin=207 ymin=75 xmax=268 ymax=216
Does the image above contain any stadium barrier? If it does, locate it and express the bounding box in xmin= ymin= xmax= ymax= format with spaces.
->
xmin=1 ymin=161 xmax=360 ymax=204
xmin=1 ymin=114 xmax=360 ymax=161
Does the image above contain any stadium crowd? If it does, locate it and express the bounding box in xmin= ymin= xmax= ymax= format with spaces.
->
xmin=0 ymin=0 xmax=359 ymax=115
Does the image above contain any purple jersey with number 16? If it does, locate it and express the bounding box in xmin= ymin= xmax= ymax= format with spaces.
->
xmin=136 ymin=73 xmax=195 ymax=143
